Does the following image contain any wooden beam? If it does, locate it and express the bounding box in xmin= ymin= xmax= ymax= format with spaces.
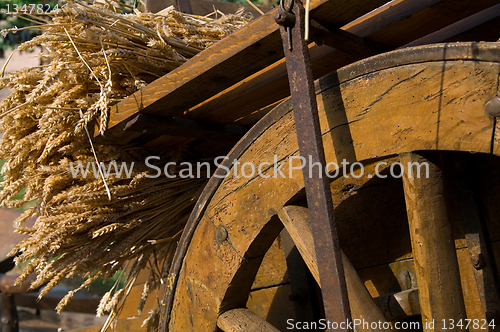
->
xmin=15 ymin=292 xmax=101 ymax=314
xmin=278 ymin=206 xmax=392 ymax=332
xmin=343 ymin=0 xmax=442 ymax=37
xmin=0 ymin=273 xmax=37 ymax=294
xmin=188 ymin=0 xmax=271 ymax=17
xmin=217 ymin=308 xmax=280 ymax=332
xmin=444 ymin=153 xmax=500 ymax=325
xmin=310 ymin=19 xmax=390 ymax=58
xmin=281 ymin=230 xmax=317 ymax=324
xmin=96 ymin=7 xmax=283 ymax=143
xmin=400 ymin=152 xmax=467 ymax=332
xmin=123 ymin=113 xmax=246 ymax=141
xmin=68 ymin=317 xmax=148 ymax=332
xmin=179 ymin=0 xmax=444 ymax=127
xmin=100 ymin=0 xmax=435 ymax=145
xmin=0 ymin=293 xmax=18 ymax=332
xmin=165 ymin=0 xmax=445 ymax=126
xmin=403 ymin=3 xmax=500 ymax=48
xmin=372 ymin=288 xmax=421 ymax=321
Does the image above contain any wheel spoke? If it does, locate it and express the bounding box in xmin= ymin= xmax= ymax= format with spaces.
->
xmin=217 ymin=308 xmax=280 ymax=332
xmin=400 ymin=152 xmax=467 ymax=331
xmin=279 ymin=205 xmax=392 ymax=331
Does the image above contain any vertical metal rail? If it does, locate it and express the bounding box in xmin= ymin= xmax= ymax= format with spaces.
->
xmin=275 ymin=1 xmax=352 ymax=330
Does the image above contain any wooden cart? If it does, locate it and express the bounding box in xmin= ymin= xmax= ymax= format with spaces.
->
xmin=76 ymin=0 xmax=500 ymax=330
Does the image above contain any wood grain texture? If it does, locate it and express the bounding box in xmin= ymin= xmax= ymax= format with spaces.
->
xmin=101 ymin=4 xmax=500 ymax=147
xmin=217 ymin=308 xmax=280 ymax=332
xmin=357 ymin=259 xmax=417 ymax=298
xmin=67 ymin=317 xmax=148 ymax=332
xmin=250 ymin=234 xmax=289 ymax=290
xmin=99 ymin=0 xmax=346 ymax=144
xmin=400 ymin=152 xmax=466 ymax=332
xmin=117 ymin=284 xmax=162 ymax=319
xmin=278 ymin=206 xmax=391 ymax=332
xmin=403 ymin=3 xmax=500 ymax=48
xmin=372 ymin=288 xmax=420 ymax=321
xmin=167 ymin=45 xmax=500 ymax=331
xmin=246 ymin=284 xmax=297 ymax=331
xmin=456 ymin=248 xmax=488 ymax=332
xmin=367 ymin=0 xmax=500 ymax=48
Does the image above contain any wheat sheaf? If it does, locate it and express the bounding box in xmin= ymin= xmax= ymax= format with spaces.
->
xmin=0 ymin=1 xmax=251 ymax=329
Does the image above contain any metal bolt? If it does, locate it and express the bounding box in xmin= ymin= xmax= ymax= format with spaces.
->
xmin=215 ymin=225 xmax=228 ymax=244
xmin=472 ymin=253 xmax=487 ymax=270
xmin=485 ymin=96 xmax=500 ymax=118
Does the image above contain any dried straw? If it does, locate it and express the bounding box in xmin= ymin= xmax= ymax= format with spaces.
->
xmin=0 ymin=0 xmax=251 ymax=328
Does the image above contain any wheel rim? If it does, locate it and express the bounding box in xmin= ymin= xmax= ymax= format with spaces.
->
xmin=160 ymin=42 xmax=500 ymax=331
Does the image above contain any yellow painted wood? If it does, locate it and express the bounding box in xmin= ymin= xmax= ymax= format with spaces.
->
xmin=400 ymin=152 xmax=467 ymax=332
xmin=169 ymin=55 xmax=499 ymax=331
xmin=251 ymin=234 xmax=289 ymax=290
xmin=246 ymin=284 xmax=297 ymax=331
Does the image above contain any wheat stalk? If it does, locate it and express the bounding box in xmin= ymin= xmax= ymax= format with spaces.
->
xmin=0 ymin=0 xmax=251 ymax=328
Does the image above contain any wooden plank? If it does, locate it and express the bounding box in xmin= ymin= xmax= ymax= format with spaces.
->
xmin=97 ymin=7 xmax=283 ymax=143
xmin=189 ymin=0 xmax=271 ymax=17
xmin=15 ymin=292 xmax=101 ymax=314
xmin=100 ymin=0 xmax=416 ymax=145
xmin=217 ymin=308 xmax=280 ymax=332
xmin=0 ymin=273 xmax=36 ymax=294
xmin=403 ymin=3 xmax=500 ymax=47
xmin=68 ymin=317 xmax=148 ymax=332
xmin=251 ymin=234 xmax=289 ymax=290
xmin=246 ymin=284 xmax=297 ymax=331
xmin=342 ymin=0 xmax=442 ymax=37
xmin=179 ymin=0 xmax=488 ymax=127
xmin=278 ymin=206 xmax=392 ymax=332
xmin=310 ymin=20 xmax=390 ymax=58
xmin=101 ymin=0 xmax=355 ymax=144
xmin=372 ymin=289 xmax=420 ymax=321
xmin=117 ymin=284 xmax=161 ymax=319
xmin=456 ymin=248 xmax=488 ymax=332
xmin=443 ymin=153 xmax=500 ymax=329
xmin=357 ymin=259 xmax=417 ymax=298
xmin=0 ymin=293 xmax=18 ymax=332
xmin=102 ymin=0 xmax=498 ymax=147
xmin=281 ymin=230 xmax=316 ymax=324
xmin=123 ymin=113 xmax=246 ymax=142
xmin=367 ymin=0 xmax=500 ymax=48
xmin=400 ymin=152 xmax=466 ymax=332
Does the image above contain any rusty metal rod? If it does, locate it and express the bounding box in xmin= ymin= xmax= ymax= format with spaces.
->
xmin=277 ymin=0 xmax=352 ymax=329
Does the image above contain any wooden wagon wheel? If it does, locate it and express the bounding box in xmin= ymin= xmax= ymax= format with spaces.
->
xmin=158 ymin=42 xmax=500 ymax=331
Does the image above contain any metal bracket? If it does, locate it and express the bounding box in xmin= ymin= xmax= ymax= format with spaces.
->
xmin=276 ymin=0 xmax=352 ymax=329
